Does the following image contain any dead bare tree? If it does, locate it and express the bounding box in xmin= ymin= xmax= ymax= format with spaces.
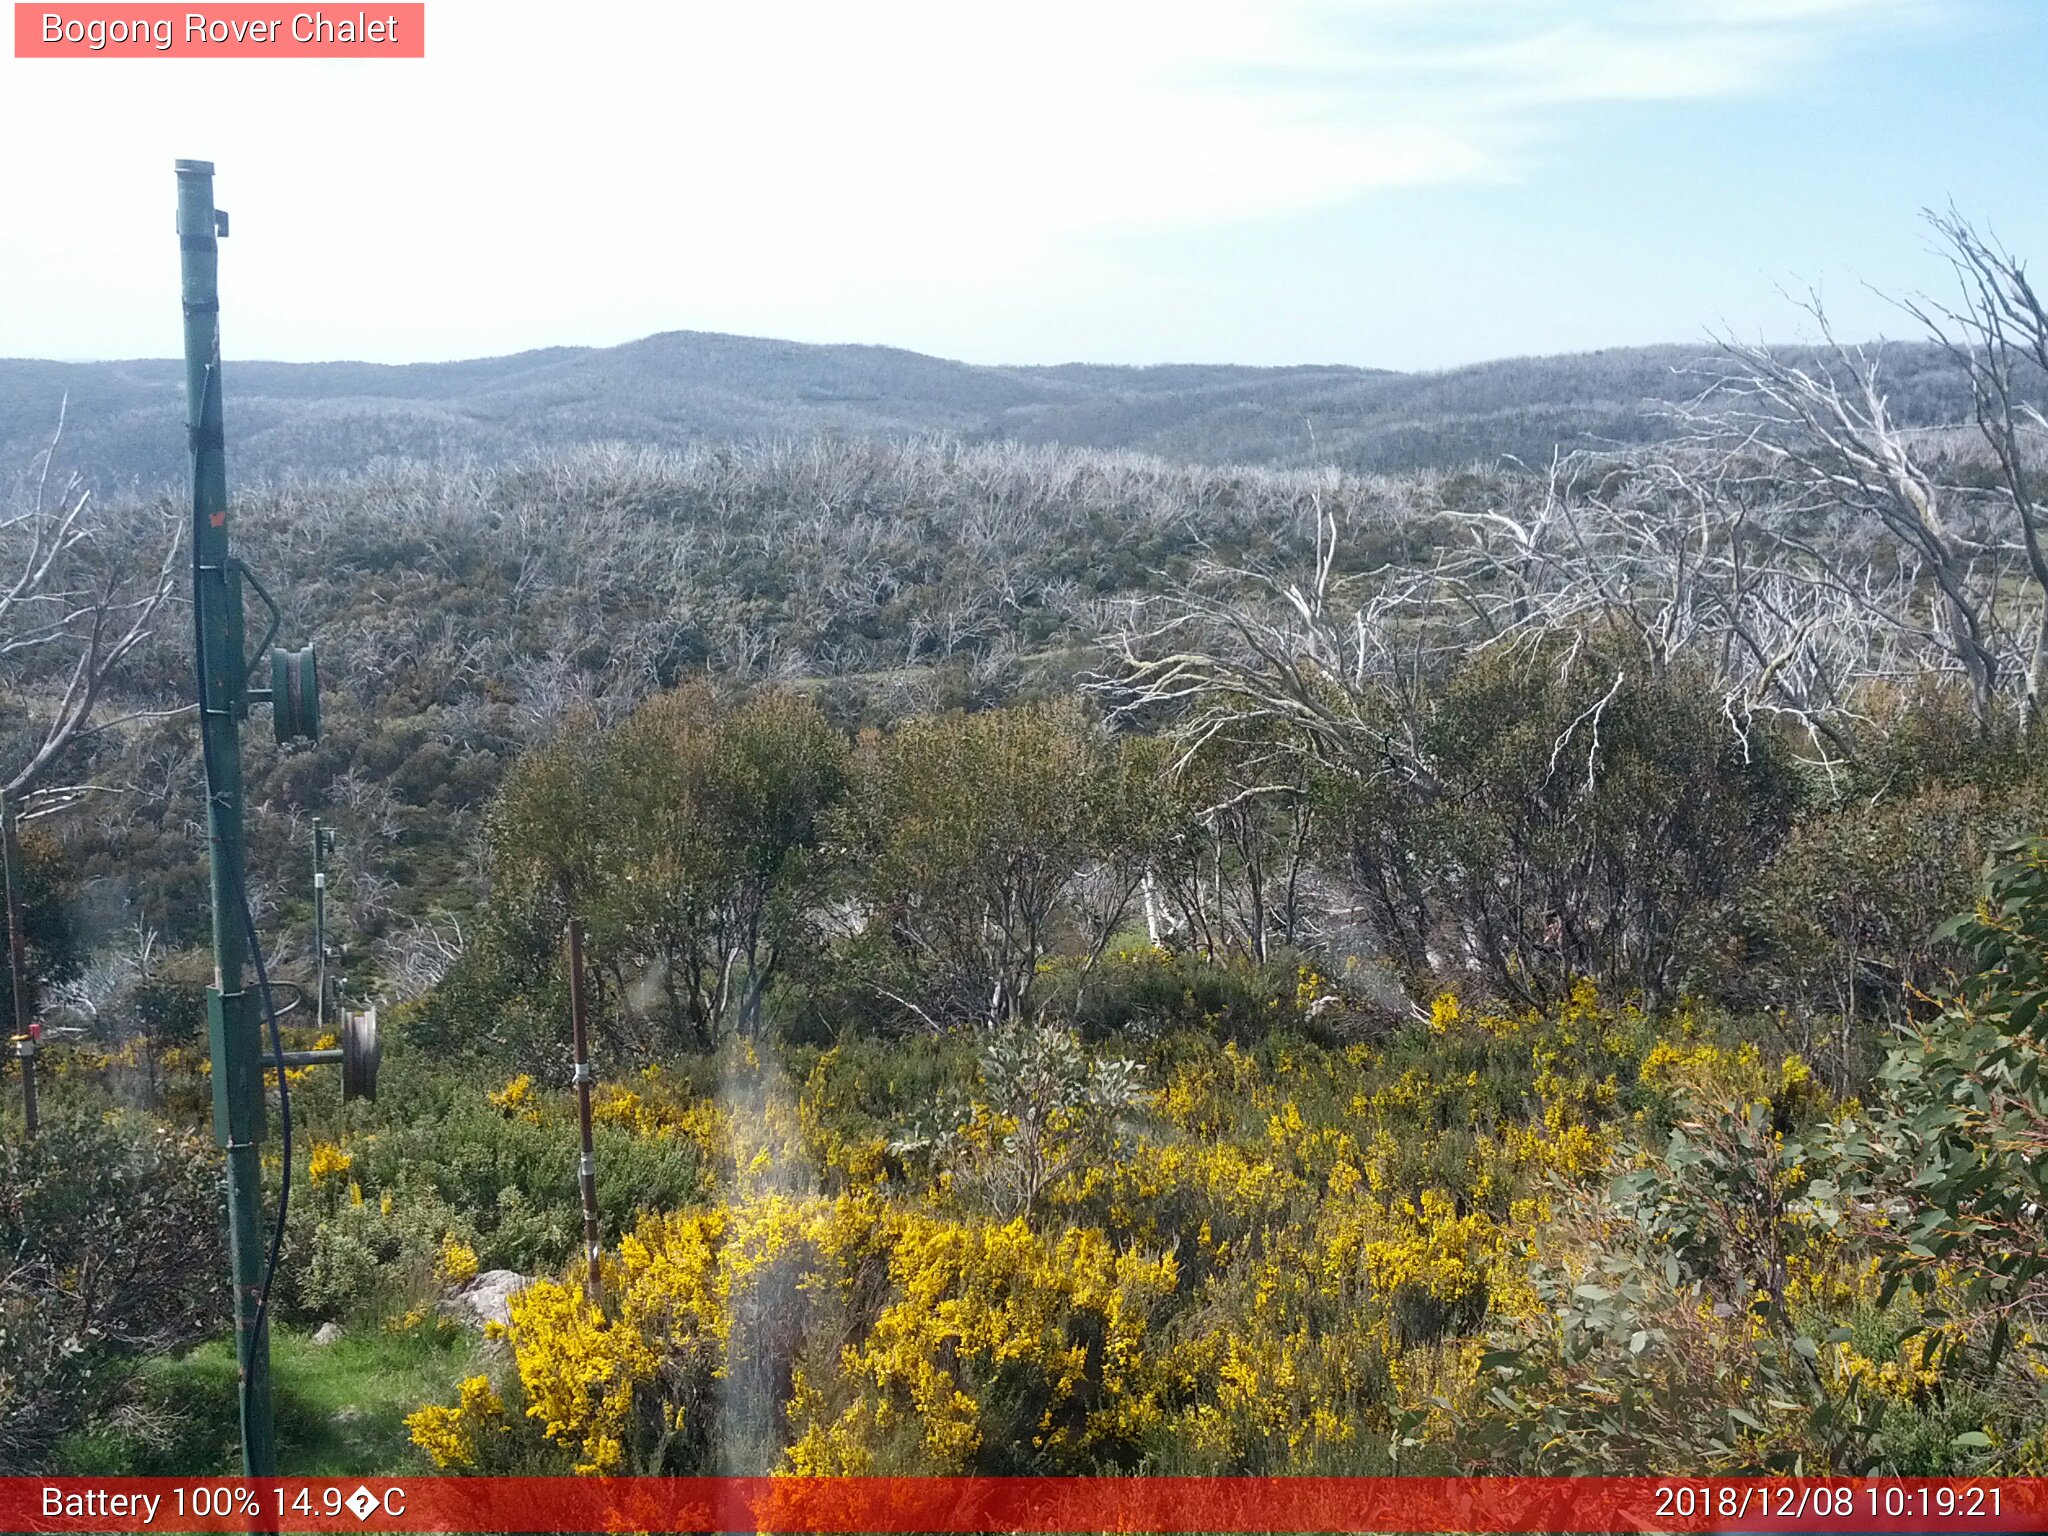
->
xmin=1090 ymin=414 xmax=1994 ymax=1002
xmin=1705 ymin=308 xmax=2011 ymax=731
xmin=1899 ymin=208 xmax=2048 ymax=719
xmin=375 ymin=913 xmax=466 ymax=1001
xmin=1 ymin=405 xmax=183 ymax=803
xmin=1096 ymin=495 xmax=1435 ymax=787
xmin=1419 ymin=448 xmax=1911 ymax=771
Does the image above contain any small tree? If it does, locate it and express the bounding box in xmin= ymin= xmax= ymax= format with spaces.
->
xmin=836 ymin=701 xmax=1144 ymax=1030
xmin=0 ymin=824 xmax=80 ymax=1032
xmin=1140 ymin=727 xmax=1323 ymax=964
xmin=892 ymin=1020 xmax=1145 ymax=1220
xmin=1316 ymin=641 xmax=1802 ymax=1008
xmin=605 ymin=685 xmax=850 ymax=1041
xmin=483 ymin=685 xmax=849 ymax=1053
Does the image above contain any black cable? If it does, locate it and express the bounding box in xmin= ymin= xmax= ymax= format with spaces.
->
xmin=242 ymin=884 xmax=291 ymax=1370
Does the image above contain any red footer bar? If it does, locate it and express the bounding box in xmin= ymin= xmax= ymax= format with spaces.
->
xmin=7 ymin=1477 xmax=2046 ymax=1533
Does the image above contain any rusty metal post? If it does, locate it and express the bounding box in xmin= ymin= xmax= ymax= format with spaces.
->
xmin=565 ymin=917 xmax=601 ymax=1301
xmin=1 ymin=790 xmax=39 ymax=1139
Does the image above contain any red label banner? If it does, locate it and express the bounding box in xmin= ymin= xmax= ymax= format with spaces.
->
xmin=2 ymin=1476 xmax=2044 ymax=1533
xmin=13 ymin=4 xmax=424 ymax=57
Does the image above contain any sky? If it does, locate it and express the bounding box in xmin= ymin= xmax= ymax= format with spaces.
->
xmin=2 ymin=0 xmax=2043 ymax=371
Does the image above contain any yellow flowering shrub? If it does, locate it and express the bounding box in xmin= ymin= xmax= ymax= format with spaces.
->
xmin=437 ymin=1234 xmax=480 ymax=1285
xmin=487 ymin=1073 xmax=536 ymax=1116
xmin=306 ymin=1141 xmax=353 ymax=1185
xmin=404 ymin=1375 xmax=505 ymax=1470
xmin=409 ymin=978 xmax=2012 ymax=1476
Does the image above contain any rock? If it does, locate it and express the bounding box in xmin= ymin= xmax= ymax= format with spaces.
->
xmin=1302 ymin=990 xmax=1404 ymax=1045
xmin=311 ymin=1321 xmax=344 ymax=1346
xmin=444 ymin=1269 xmax=535 ymax=1332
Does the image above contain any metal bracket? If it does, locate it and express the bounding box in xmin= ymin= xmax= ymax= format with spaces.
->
xmin=233 ymin=559 xmax=283 ymax=691
xmin=207 ymin=987 xmax=265 ymax=1147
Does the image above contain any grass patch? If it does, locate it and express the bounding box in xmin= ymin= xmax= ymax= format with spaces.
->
xmin=55 ymin=1322 xmax=489 ymax=1476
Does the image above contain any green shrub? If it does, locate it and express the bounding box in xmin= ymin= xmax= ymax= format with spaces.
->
xmin=289 ymin=1187 xmax=467 ymax=1321
xmin=483 ymin=684 xmax=850 ymax=1054
xmin=832 ymin=700 xmax=1152 ymax=1030
xmin=1464 ymin=842 xmax=2048 ymax=1473
xmin=0 ymin=1110 xmax=224 ymax=1472
xmin=1834 ymin=836 xmax=2048 ymax=1377
xmin=892 ymin=1019 xmax=1146 ymax=1219
xmin=1 ymin=824 xmax=81 ymax=1026
xmin=1738 ymin=782 xmax=2043 ymax=1078
xmin=336 ymin=1079 xmax=705 ymax=1277
xmin=1065 ymin=945 xmax=1306 ymax=1043
xmin=1331 ymin=642 xmax=1804 ymax=1008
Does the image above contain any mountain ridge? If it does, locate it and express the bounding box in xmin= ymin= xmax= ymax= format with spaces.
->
xmin=0 ymin=328 xmax=1971 ymax=489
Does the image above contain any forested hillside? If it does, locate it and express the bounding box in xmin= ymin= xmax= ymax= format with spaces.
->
xmin=0 ymin=331 xmax=1985 ymax=489
xmin=6 ymin=439 xmax=1443 ymax=984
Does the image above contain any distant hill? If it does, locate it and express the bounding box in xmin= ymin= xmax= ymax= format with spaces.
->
xmin=0 ymin=330 xmax=1978 ymax=490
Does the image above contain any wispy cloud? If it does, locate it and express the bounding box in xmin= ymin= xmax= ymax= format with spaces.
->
xmin=0 ymin=0 xmax=1943 ymax=361
xmin=1173 ymin=0 xmax=1940 ymax=190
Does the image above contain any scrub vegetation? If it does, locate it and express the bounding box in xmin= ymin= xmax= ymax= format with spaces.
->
xmin=4 ymin=212 xmax=2048 ymax=1475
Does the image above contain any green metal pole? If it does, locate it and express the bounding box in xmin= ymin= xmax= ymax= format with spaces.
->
xmin=177 ymin=157 xmax=276 ymax=1478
